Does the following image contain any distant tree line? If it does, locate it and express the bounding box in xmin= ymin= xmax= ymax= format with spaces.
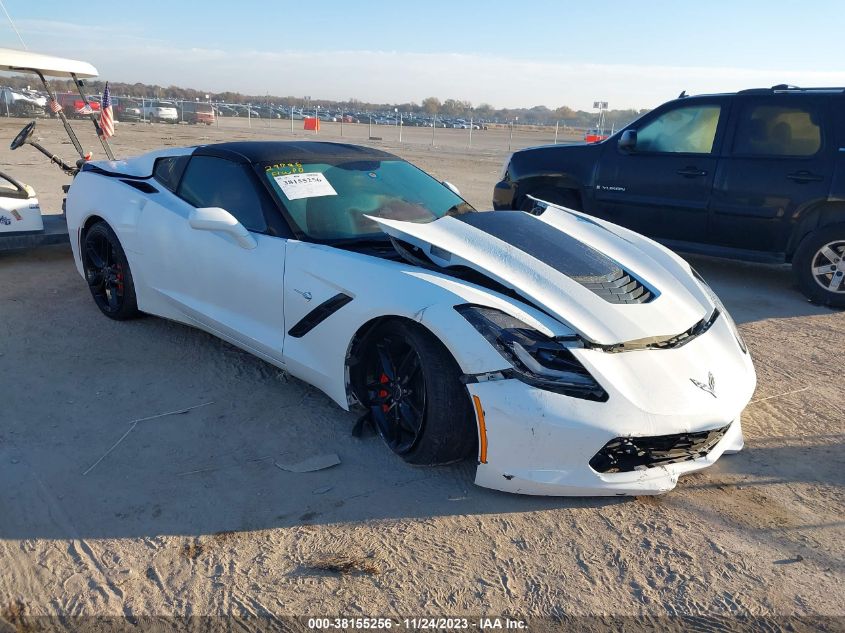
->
xmin=1 ymin=74 xmax=649 ymax=128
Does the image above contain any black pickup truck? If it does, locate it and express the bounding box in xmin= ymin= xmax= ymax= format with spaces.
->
xmin=493 ymin=86 xmax=845 ymax=307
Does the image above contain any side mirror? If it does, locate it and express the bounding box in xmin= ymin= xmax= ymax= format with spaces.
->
xmin=189 ymin=207 xmax=257 ymax=250
xmin=442 ymin=180 xmax=461 ymax=196
xmin=618 ymin=129 xmax=637 ymax=152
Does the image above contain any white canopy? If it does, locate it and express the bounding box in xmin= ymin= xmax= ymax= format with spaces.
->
xmin=0 ymin=47 xmax=98 ymax=78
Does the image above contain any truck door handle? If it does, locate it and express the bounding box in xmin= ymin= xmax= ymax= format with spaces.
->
xmin=786 ymin=171 xmax=823 ymax=183
xmin=676 ymin=167 xmax=708 ymax=178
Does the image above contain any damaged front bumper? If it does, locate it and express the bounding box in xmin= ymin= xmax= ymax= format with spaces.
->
xmin=468 ymin=377 xmax=745 ymax=496
xmin=465 ymin=317 xmax=755 ymax=496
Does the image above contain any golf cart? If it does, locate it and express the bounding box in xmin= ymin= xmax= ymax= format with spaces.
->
xmin=0 ymin=48 xmax=114 ymax=251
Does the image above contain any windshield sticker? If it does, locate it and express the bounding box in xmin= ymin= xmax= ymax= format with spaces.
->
xmin=273 ymin=172 xmax=338 ymax=200
xmin=266 ymin=162 xmax=303 ymax=175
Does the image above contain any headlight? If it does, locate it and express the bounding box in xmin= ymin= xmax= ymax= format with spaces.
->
xmin=691 ymin=268 xmax=747 ymax=354
xmin=456 ymin=305 xmax=608 ymax=401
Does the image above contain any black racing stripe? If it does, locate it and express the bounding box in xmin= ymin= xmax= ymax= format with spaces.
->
xmin=458 ymin=210 xmax=618 ymax=278
xmin=81 ymin=163 xmax=152 ymax=180
xmin=288 ymin=293 xmax=353 ymax=338
xmin=456 ymin=211 xmax=655 ymax=304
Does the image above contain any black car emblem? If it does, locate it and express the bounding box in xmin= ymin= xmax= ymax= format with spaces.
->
xmin=690 ymin=372 xmax=717 ymax=398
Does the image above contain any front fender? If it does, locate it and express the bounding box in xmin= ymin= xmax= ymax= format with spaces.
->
xmin=281 ymin=242 xmax=558 ymax=409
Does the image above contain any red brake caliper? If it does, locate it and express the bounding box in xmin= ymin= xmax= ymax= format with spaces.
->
xmin=115 ymin=263 xmax=124 ymax=294
xmin=378 ymin=373 xmax=390 ymax=412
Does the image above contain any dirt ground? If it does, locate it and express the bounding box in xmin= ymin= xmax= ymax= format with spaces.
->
xmin=0 ymin=117 xmax=843 ymax=626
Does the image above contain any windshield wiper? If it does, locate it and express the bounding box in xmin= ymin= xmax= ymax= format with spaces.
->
xmin=326 ymin=236 xmax=391 ymax=246
xmin=443 ymin=202 xmax=475 ymax=218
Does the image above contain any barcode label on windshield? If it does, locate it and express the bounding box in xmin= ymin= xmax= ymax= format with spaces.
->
xmin=273 ymin=172 xmax=337 ymax=200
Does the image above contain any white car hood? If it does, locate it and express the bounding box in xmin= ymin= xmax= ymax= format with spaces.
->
xmin=371 ymin=207 xmax=715 ymax=346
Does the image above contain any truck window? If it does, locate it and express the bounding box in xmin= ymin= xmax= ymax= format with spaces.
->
xmin=733 ymin=104 xmax=822 ymax=157
xmin=636 ymin=104 xmax=721 ymax=154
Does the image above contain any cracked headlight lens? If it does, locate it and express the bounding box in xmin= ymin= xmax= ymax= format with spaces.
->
xmin=456 ymin=304 xmax=607 ymax=401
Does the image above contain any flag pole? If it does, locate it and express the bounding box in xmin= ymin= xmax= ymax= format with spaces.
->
xmin=71 ymin=73 xmax=115 ymax=160
xmin=30 ymin=69 xmax=85 ymax=159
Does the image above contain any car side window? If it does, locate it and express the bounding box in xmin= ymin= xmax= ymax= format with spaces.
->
xmin=636 ymin=104 xmax=722 ymax=154
xmin=733 ymin=104 xmax=822 ymax=157
xmin=152 ymin=156 xmax=189 ymax=193
xmin=177 ymin=156 xmax=268 ymax=232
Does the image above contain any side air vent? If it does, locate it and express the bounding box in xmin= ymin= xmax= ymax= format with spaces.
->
xmin=574 ymin=268 xmax=653 ymax=304
xmin=120 ymin=179 xmax=159 ymax=194
xmin=288 ymin=293 xmax=353 ymax=338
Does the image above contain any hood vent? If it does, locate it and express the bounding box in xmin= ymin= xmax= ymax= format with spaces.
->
xmin=456 ymin=211 xmax=656 ymax=305
xmin=575 ymin=268 xmax=653 ymax=304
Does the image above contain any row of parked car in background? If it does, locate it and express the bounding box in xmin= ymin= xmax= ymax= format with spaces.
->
xmin=212 ymin=104 xmax=489 ymax=129
xmin=0 ymin=88 xmax=216 ymax=124
xmin=0 ymin=87 xmax=493 ymax=130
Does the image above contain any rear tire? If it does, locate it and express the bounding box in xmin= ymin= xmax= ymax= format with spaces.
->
xmin=360 ymin=320 xmax=476 ymax=465
xmin=81 ymin=222 xmax=141 ymax=320
xmin=792 ymin=223 xmax=845 ymax=308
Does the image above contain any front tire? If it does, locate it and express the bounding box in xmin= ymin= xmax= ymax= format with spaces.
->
xmin=81 ymin=222 xmax=140 ymax=320
xmin=361 ymin=321 xmax=476 ymax=465
xmin=792 ymin=223 xmax=845 ymax=308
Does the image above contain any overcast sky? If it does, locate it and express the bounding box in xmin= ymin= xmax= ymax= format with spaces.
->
xmin=2 ymin=1 xmax=844 ymax=110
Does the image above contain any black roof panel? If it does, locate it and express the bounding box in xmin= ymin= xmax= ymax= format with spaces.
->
xmin=194 ymin=141 xmax=397 ymax=164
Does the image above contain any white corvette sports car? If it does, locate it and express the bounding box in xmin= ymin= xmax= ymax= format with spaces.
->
xmin=65 ymin=141 xmax=756 ymax=496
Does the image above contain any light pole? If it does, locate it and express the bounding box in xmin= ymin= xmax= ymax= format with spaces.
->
xmin=593 ymin=100 xmax=608 ymax=136
xmin=315 ymin=104 xmax=320 ymax=133
xmin=469 ymin=108 xmax=474 ymax=148
xmin=508 ymin=116 xmax=518 ymax=151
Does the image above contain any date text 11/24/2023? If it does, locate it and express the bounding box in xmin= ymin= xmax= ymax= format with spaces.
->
xmin=305 ymin=617 xmax=528 ymax=630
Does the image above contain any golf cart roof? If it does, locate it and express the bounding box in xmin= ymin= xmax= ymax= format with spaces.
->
xmin=0 ymin=47 xmax=98 ymax=78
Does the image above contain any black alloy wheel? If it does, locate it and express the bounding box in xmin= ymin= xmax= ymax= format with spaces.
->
xmin=360 ymin=320 xmax=477 ymax=465
xmin=82 ymin=222 xmax=140 ymax=320
xmin=366 ymin=336 xmax=426 ymax=455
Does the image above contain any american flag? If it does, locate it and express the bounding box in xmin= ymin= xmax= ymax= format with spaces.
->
xmin=99 ymin=83 xmax=114 ymax=139
xmin=47 ymin=97 xmax=62 ymax=113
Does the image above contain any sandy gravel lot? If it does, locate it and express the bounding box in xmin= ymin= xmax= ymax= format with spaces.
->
xmin=0 ymin=117 xmax=843 ymax=627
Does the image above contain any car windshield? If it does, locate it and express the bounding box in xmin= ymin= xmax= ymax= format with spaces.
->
xmin=260 ymin=158 xmax=474 ymax=241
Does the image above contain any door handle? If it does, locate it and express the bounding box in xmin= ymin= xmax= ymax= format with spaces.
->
xmin=676 ymin=167 xmax=708 ymax=178
xmin=786 ymin=171 xmax=823 ymax=183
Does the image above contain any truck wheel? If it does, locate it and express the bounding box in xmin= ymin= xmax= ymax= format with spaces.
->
xmin=792 ymin=223 xmax=845 ymax=308
xmin=519 ymin=188 xmax=581 ymax=213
